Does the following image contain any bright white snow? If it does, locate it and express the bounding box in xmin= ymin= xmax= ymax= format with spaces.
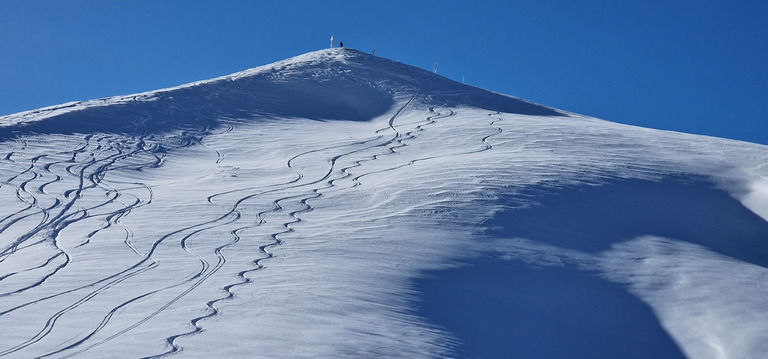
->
xmin=0 ymin=48 xmax=766 ymax=358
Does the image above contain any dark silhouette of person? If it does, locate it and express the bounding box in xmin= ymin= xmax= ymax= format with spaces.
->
xmin=339 ymin=41 xmax=343 ymax=48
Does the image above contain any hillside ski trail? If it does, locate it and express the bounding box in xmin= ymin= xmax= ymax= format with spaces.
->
xmin=146 ymin=93 xmax=421 ymax=357
xmin=0 ymin=134 xmax=164 ymax=357
xmin=351 ymin=108 xmax=504 ymax=185
xmin=0 ymin=92 xmax=512 ymax=358
xmin=155 ymin=97 xmax=514 ymax=357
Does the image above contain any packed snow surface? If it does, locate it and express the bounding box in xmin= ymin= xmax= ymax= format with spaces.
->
xmin=0 ymin=48 xmax=767 ymax=358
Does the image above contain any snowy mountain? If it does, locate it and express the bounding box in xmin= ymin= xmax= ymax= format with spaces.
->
xmin=1 ymin=48 xmax=767 ymax=358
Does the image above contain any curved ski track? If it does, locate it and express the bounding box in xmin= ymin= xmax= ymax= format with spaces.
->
xmin=0 ymin=134 xmax=163 ymax=357
xmin=0 ymin=94 xmax=505 ymax=357
xmin=145 ymin=93 xmax=421 ymax=357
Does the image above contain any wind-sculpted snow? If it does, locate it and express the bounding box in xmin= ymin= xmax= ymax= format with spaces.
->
xmin=0 ymin=48 xmax=767 ymax=358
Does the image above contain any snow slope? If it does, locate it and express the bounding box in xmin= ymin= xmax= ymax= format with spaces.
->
xmin=0 ymin=48 xmax=767 ymax=358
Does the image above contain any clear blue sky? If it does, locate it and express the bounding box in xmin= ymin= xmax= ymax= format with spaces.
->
xmin=1 ymin=0 xmax=766 ymax=144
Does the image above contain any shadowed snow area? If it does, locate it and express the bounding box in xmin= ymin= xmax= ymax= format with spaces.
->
xmin=417 ymin=260 xmax=686 ymax=359
xmin=0 ymin=48 xmax=767 ymax=358
xmin=488 ymin=178 xmax=768 ymax=266
xmin=418 ymin=177 xmax=768 ymax=358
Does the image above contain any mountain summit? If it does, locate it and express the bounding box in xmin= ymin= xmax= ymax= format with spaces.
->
xmin=1 ymin=48 xmax=559 ymax=140
xmin=0 ymin=49 xmax=767 ymax=358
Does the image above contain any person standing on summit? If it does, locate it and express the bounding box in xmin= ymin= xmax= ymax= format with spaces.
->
xmin=339 ymin=41 xmax=343 ymax=48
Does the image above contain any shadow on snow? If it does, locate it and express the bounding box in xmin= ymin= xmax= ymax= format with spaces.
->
xmin=415 ymin=177 xmax=768 ymax=358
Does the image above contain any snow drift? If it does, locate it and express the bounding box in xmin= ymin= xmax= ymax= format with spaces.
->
xmin=0 ymin=48 xmax=767 ymax=358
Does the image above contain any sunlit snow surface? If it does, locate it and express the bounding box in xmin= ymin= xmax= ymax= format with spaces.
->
xmin=0 ymin=49 xmax=767 ymax=358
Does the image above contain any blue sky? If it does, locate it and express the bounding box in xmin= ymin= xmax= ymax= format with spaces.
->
xmin=1 ymin=0 xmax=766 ymax=144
